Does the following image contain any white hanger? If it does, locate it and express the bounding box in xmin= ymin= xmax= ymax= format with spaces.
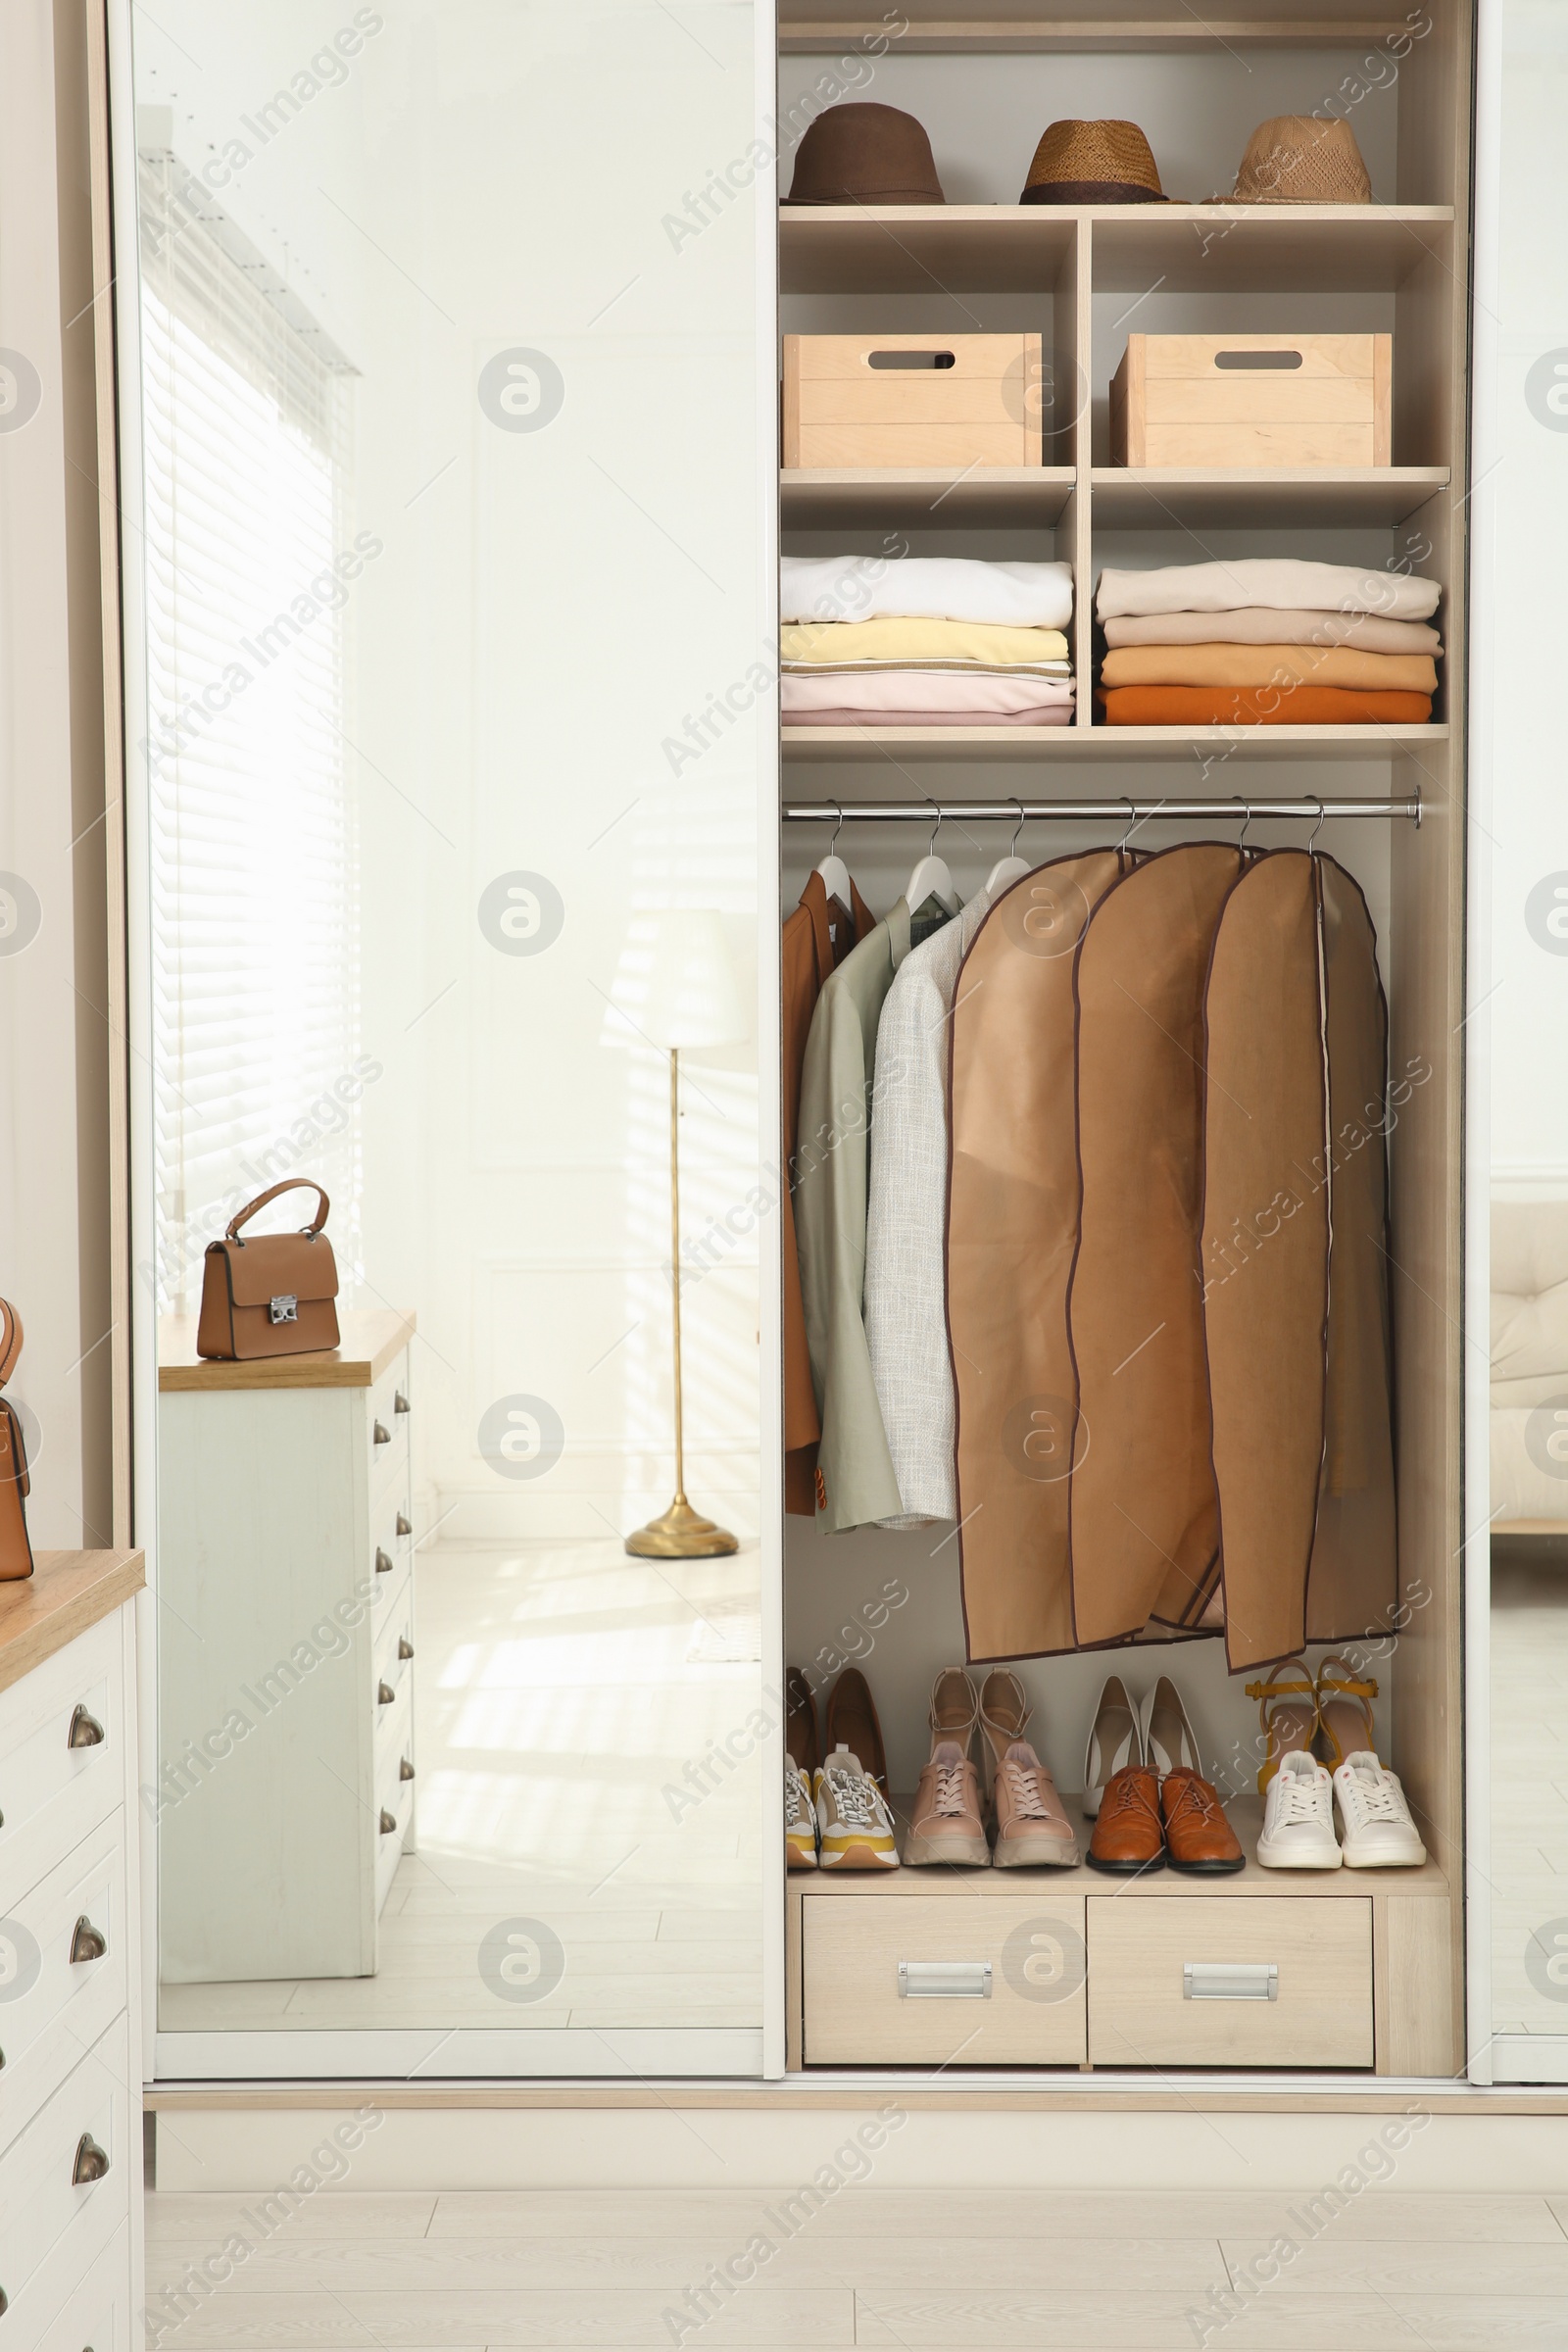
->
xmin=813 ymin=805 xmax=853 ymax=909
xmin=904 ymin=802 xmax=959 ymax=916
xmin=985 ymin=801 xmax=1031 ymax=896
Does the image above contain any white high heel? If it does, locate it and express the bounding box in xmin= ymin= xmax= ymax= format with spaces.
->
xmin=1083 ymin=1674 xmax=1142 ymax=1818
xmin=1140 ymin=1675 xmax=1203 ymax=1781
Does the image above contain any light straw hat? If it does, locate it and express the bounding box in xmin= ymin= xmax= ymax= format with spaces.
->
xmin=1228 ymin=115 xmax=1373 ymax=204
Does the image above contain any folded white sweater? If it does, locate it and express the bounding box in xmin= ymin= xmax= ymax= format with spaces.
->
xmin=782 ymin=555 xmax=1074 ymax=631
xmin=1096 ymin=558 xmax=1441 ymax=625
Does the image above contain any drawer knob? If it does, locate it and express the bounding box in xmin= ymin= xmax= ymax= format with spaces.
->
xmin=394 ymin=1390 xmax=411 ymax=1415
xmin=898 ymin=1959 xmax=991 ymax=2001
xmin=373 ymin=1421 xmax=391 ymax=1446
xmin=377 ymin=1681 xmax=395 ymax=1706
xmin=399 ymin=1756 xmax=415 ymax=1782
xmin=72 ymin=2133 xmax=110 ymax=2184
xmin=379 ymin=1809 xmax=398 ymax=1835
xmin=374 ymin=1548 xmax=393 ymax=1576
xmin=70 ymin=1916 xmax=107 ymax=1965
xmin=68 ymin=1705 xmax=104 ymax=1749
xmin=1184 ymin=1961 xmax=1278 ymax=2003
xmin=396 ymin=1512 xmax=413 ymax=1538
xmin=397 ymin=1637 xmax=414 ymax=1661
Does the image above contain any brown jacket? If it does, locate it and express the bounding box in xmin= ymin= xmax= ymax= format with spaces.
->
xmin=783 ymin=870 xmax=874 ymax=1514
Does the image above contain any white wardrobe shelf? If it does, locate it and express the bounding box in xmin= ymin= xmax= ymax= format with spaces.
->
xmin=779 ymin=206 xmax=1454 ymax=295
xmin=782 ymin=723 xmax=1449 ymax=761
xmin=1091 ymin=466 xmax=1451 ymax=528
xmin=781 ymin=466 xmax=1075 ymax=527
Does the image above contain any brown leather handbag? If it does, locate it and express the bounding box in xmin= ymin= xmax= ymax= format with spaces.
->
xmin=0 ymin=1298 xmax=34 ymax=1582
xmin=197 ymin=1180 xmax=341 ymax=1362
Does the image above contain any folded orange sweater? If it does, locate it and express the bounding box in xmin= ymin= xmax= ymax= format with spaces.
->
xmin=1097 ymin=685 xmax=1434 ymax=727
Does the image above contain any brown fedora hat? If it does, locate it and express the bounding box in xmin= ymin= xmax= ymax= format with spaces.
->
xmin=1228 ymin=115 xmax=1372 ymax=204
xmin=785 ymin=103 xmax=945 ymax=206
xmin=1020 ymin=119 xmax=1169 ymax=205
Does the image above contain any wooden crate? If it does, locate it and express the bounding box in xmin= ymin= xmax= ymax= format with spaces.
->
xmin=782 ymin=332 xmax=1045 ymax=469
xmin=1109 ymin=332 xmax=1392 ymax=468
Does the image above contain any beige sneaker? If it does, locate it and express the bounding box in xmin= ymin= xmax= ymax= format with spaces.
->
xmin=785 ymin=1759 xmax=817 ymax=1870
xmin=906 ymin=1668 xmax=989 ymax=1867
xmin=979 ymin=1669 xmax=1078 ymax=1868
xmin=813 ymin=1746 xmax=899 ymax=1870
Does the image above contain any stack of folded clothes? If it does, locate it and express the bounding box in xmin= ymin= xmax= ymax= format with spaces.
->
xmin=780 ymin=555 xmax=1074 ymax=726
xmin=1095 ymin=557 xmax=1441 ymax=727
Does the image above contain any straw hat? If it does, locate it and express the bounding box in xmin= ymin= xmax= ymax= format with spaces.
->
xmin=785 ymin=104 xmax=945 ymax=206
xmin=1228 ymin=115 xmax=1373 ymax=204
xmin=1019 ymin=120 xmax=1169 ymax=205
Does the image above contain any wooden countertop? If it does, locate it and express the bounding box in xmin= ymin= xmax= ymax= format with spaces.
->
xmin=158 ymin=1307 xmax=416 ymax=1392
xmin=0 ymin=1549 xmax=144 ymax=1696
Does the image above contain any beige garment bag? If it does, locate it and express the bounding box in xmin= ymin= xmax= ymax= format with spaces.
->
xmin=949 ymin=851 xmax=1127 ymax=1661
xmin=1304 ymin=856 xmax=1397 ymax=1642
xmin=1200 ymin=849 xmax=1396 ymax=1673
xmin=1067 ymin=844 xmax=1245 ymax=1647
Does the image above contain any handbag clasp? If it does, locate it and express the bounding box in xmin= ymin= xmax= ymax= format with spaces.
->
xmin=269 ymin=1295 xmax=299 ymax=1325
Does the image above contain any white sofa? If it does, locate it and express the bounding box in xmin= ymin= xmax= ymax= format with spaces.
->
xmin=1492 ymin=1199 xmax=1568 ymax=1523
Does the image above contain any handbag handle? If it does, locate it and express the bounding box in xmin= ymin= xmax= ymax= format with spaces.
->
xmin=0 ymin=1298 xmax=22 ymax=1390
xmin=224 ymin=1180 xmax=330 ymax=1246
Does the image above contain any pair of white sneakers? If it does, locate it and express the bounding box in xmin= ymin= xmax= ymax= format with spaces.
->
xmin=1257 ymin=1747 xmax=1427 ymax=1870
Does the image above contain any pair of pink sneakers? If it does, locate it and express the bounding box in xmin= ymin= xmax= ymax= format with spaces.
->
xmin=906 ymin=1667 xmax=1078 ymax=1869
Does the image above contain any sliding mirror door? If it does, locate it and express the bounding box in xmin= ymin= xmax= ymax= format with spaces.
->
xmin=118 ymin=0 xmax=777 ymax=2076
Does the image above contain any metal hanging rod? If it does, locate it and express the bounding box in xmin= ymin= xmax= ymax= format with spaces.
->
xmin=784 ymin=797 xmax=1421 ymax=825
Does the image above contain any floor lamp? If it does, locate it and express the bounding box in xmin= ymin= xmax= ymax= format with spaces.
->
xmin=614 ymin=911 xmax=747 ymax=1559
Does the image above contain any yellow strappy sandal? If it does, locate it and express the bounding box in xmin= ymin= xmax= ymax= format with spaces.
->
xmin=1314 ymin=1655 xmax=1380 ymax=1770
xmin=1243 ymin=1659 xmax=1319 ymax=1794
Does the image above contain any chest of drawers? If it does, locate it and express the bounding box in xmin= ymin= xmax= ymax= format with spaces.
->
xmin=156 ymin=1309 xmax=416 ymax=1983
xmin=0 ymin=1550 xmax=145 ymax=2352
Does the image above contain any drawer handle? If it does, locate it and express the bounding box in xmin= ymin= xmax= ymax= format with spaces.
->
xmin=867 ymin=348 xmax=956 ymax=370
xmin=71 ymin=1916 xmax=107 ymax=1964
xmin=399 ymin=1756 xmax=415 ymax=1782
xmin=379 ymin=1809 xmax=398 ymax=1835
xmin=1213 ymin=349 xmax=1302 ymax=369
xmin=72 ymin=2133 xmax=110 ymax=2185
xmin=373 ymin=1421 xmax=391 ymax=1446
xmin=396 ymin=1513 xmax=413 ymax=1538
xmin=395 ymin=1390 xmax=411 ymax=1415
xmin=378 ymin=1681 xmax=395 ymax=1706
xmin=397 ymin=1636 xmax=414 ymax=1661
xmin=375 ymin=1548 xmax=394 ymax=1576
xmin=68 ymin=1705 xmax=104 ymax=1749
xmin=1184 ymin=1961 xmax=1278 ymax=2003
xmin=898 ymin=1959 xmax=991 ymax=2001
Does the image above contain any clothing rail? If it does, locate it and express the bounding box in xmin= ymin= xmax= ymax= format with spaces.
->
xmin=783 ymin=797 xmax=1422 ymax=825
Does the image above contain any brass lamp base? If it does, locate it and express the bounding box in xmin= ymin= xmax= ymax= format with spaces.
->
xmin=625 ymin=1493 xmax=738 ymax=1558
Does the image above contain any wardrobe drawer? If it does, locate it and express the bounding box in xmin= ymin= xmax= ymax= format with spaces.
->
xmin=803 ymin=1895 xmax=1087 ymax=2066
xmin=0 ymin=1813 xmax=126 ymax=2142
xmin=373 ymin=1737 xmax=413 ymax=1916
xmin=0 ymin=1618 xmax=121 ymax=1912
xmin=372 ymin=1588 xmax=415 ymax=1697
xmin=368 ymin=1497 xmax=412 ymax=1625
xmin=1087 ymin=1896 xmax=1373 ymax=2069
xmin=33 ymin=2216 xmax=131 ymax=2352
xmin=0 ymin=2013 xmax=130 ymax=2333
xmin=368 ymin=1354 xmax=411 ymax=1496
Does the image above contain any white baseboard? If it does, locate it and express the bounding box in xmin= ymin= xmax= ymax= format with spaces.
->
xmin=153 ymin=2101 xmax=1568 ymax=2194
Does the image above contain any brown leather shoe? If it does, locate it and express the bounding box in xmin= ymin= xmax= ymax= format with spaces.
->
xmin=1161 ymin=1768 xmax=1246 ymax=1875
xmin=825 ymin=1667 xmax=889 ymax=1791
xmin=1086 ymin=1763 xmax=1164 ymax=1875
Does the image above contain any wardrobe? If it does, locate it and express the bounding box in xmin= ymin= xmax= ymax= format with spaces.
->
xmin=776 ymin=0 xmax=1470 ymax=2079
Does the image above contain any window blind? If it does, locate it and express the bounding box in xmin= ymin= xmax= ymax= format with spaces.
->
xmin=139 ymin=154 xmax=364 ymax=1314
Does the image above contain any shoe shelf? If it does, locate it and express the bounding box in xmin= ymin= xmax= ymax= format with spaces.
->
xmin=785 ymin=1798 xmax=1450 ymax=2076
xmin=780 ymin=206 xmax=1453 ymax=296
xmin=782 ymin=723 xmax=1449 ymax=761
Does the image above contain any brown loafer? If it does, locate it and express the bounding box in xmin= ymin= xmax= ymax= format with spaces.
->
xmin=1161 ymin=1768 xmax=1246 ymax=1875
xmin=1086 ymin=1763 xmax=1164 ymax=1875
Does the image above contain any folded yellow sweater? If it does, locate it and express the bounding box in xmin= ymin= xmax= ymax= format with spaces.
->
xmin=1099 ymin=642 xmax=1438 ymax=695
xmin=782 ymin=617 xmax=1070 ymax=670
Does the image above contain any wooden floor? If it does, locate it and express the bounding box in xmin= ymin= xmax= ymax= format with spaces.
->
xmin=147 ymin=2186 xmax=1568 ymax=2347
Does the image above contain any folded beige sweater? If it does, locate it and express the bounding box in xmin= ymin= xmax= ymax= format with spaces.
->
xmin=1099 ymin=643 xmax=1439 ymax=695
xmin=1102 ymin=607 xmax=1442 ymax=656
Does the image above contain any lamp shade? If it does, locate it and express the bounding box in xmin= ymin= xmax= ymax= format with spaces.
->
xmin=604 ymin=909 xmax=749 ymax=1052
